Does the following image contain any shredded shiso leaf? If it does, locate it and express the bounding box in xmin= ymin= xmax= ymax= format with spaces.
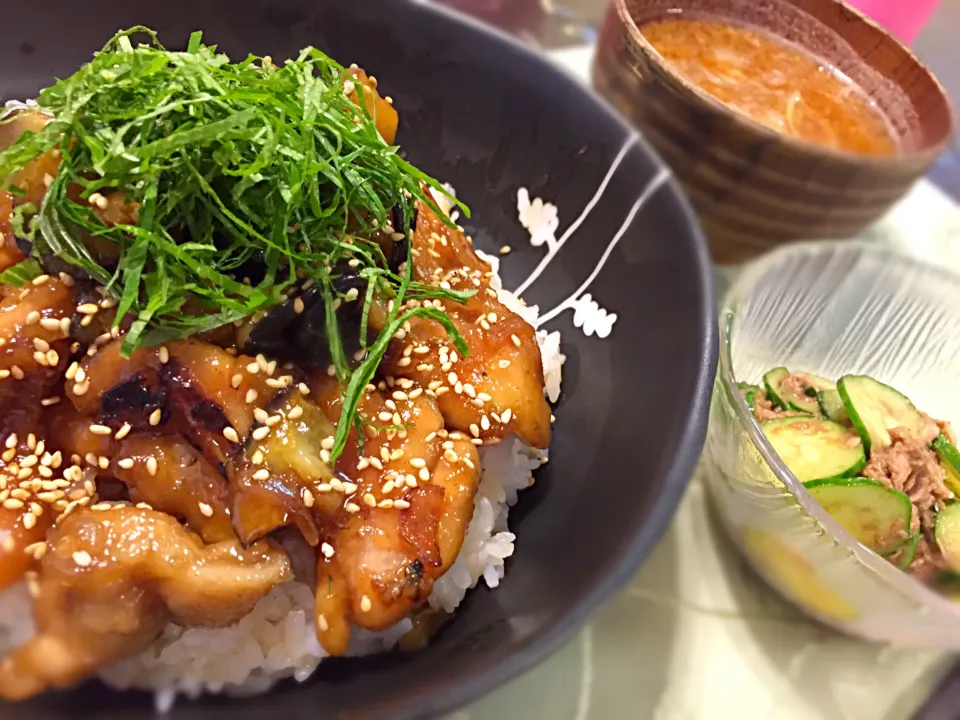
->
xmin=0 ymin=27 xmax=474 ymax=462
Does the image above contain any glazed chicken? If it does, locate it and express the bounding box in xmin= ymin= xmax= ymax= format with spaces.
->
xmin=380 ymin=200 xmax=552 ymax=450
xmin=0 ymin=507 xmax=290 ymax=700
xmin=0 ymin=276 xmax=75 ymax=435
xmin=309 ymin=376 xmax=481 ymax=654
xmin=0 ymin=46 xmax=553 ymax=703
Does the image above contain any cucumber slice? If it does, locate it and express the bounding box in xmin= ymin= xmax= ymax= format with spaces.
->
xmin=737 ymin=382 xmax=763 ymax=411
xmin=936 ymin=503 xmax=960 ymax=572
xmin=837 ymin=375 xmax=926 ymax=455
xmin=805 ymin=477 xmax=913 ymax=555
xmin=763 ymin=367 xmax=790 ymax=410
xmin=934 ymin=435 xmax=960 ymax=497
xmin=818 ymin=388 xmax=849 ymax=425
xmin=760 ymin=416 xmax=865 ymax=482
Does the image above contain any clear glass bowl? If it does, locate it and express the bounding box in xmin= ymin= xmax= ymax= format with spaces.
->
xmin=703 ymin=240 xmax=960 ymax=647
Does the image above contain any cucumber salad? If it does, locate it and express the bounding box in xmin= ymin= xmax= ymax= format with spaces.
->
xmin=740 ymin=369 xmax=960 ymax=588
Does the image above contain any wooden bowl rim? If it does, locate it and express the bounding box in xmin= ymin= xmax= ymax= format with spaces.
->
xmin=611 ymin=0 xmax=956 ymax=168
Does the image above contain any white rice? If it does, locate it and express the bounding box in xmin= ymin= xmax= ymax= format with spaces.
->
xmin=0 ymin=262 xmax=565 ymax=711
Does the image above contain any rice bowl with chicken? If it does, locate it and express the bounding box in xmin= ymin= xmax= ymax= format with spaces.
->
xmin=0 ymin=28 xmax=563 ymax=708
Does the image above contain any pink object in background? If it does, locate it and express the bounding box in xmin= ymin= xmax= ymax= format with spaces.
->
xmin=844 ymin=0 xmax=941 ymax=46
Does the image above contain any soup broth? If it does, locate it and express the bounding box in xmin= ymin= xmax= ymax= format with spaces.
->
xmin=641 ymin=18 xmax=897 ymax=157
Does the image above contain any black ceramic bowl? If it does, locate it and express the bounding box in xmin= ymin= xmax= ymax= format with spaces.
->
xmin=0 ymin=1 xmax=715 ymax=718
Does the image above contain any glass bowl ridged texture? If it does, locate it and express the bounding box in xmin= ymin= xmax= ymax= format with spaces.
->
xmin=704 ymin=241 xmax=960 ymax=647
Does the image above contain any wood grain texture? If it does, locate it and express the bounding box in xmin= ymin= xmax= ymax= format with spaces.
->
xmin=593 ymin=0 xmax=955 ymax=263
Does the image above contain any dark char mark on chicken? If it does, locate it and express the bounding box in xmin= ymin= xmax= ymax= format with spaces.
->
xmin=100 ymin=371 xmax=166 ymax=432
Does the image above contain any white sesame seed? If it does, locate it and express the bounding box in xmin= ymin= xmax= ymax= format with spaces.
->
xmin=345 ymin=502 xmax=360 ymax=514
xmin=287 ymin=405 xmax=304 ymax=420
xmin=318 ymin=614 xmax=329 ymax=631
xmin=149 ymin=408 xmax=162 ymax=426
xmin=158 ymin=346 xmax=170 ymax=364
xmin=198 ymin=502 xmax=214 ymax=518
xmin=25 ymin=311 xmax=40 ymax=325
xmin=118 ymin=458 xmax=134 ymax=470
xmin=76 ymin=303 xmax=99 ymax=315
xmin=393 ymin=499 xmax=410 ymax=510
xmin=72 ymin=550 xmax=92 ymax=567
xmin=469 ymin=423 xmax=480 ymax=438
xmin=223 ymin=426 xmax=240 ymax=443
xmin=246 ymin=362 xmax=260 ymax=374
xmin=89 ymin=424 xmax=111 ymax=436
xmin=146 ymin=456 xmax=158 ymax=476
xmin=253 ymin=469 xmax=270 ymax=481
xmin=252 ymin=426 xmax=270 ymax=441
xmin=360 ymin=595 xmax=372 ymax=612
xmin=254 ymin=408 xmax=270 ymax=424
xmin=501 ymin=408 xmax=513 ymax=423
xmin=303 ymin=488 xmax=315 ymax=508
xmin=320 ymin=542 xmax=334 ymax=558
xmin=231 ymin=373 xmax=243 ymax=388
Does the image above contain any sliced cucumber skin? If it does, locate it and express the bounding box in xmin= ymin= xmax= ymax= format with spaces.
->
xmin=936 ymin=503 xmax=960 ymax=572
xmin=805 ymin=477 xmax=913 ymax=555
xmin=737 ymin=382 xmax=762 ymax=411
xmin=934 ymin=435 xmax=960 ymax=497
xmin=837 ymin=375 xmax=924 ymax=456
xmin=761 ymin=416 xmax=865 ymax=483
xmin=894 ymin=533 xmax=920 ymax=570
xmin=763 ymin=367 xmax=790 ymax=410
xmin=818 ymin=388 xmax=849 ymax=425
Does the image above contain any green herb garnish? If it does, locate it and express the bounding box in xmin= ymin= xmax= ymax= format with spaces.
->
xmin=0 ymin=27 xmax=474 ymax=462
xmin=0 ymin=258 xmax=41 ymax=287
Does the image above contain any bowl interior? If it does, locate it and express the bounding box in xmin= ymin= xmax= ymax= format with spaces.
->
xmin=0 ymin=1 xmax=716 ymax=718
xmin=721 ymin=241 xmax=960 ymax=616
xmin=617 ymin=0 xmax=954 ymax=155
